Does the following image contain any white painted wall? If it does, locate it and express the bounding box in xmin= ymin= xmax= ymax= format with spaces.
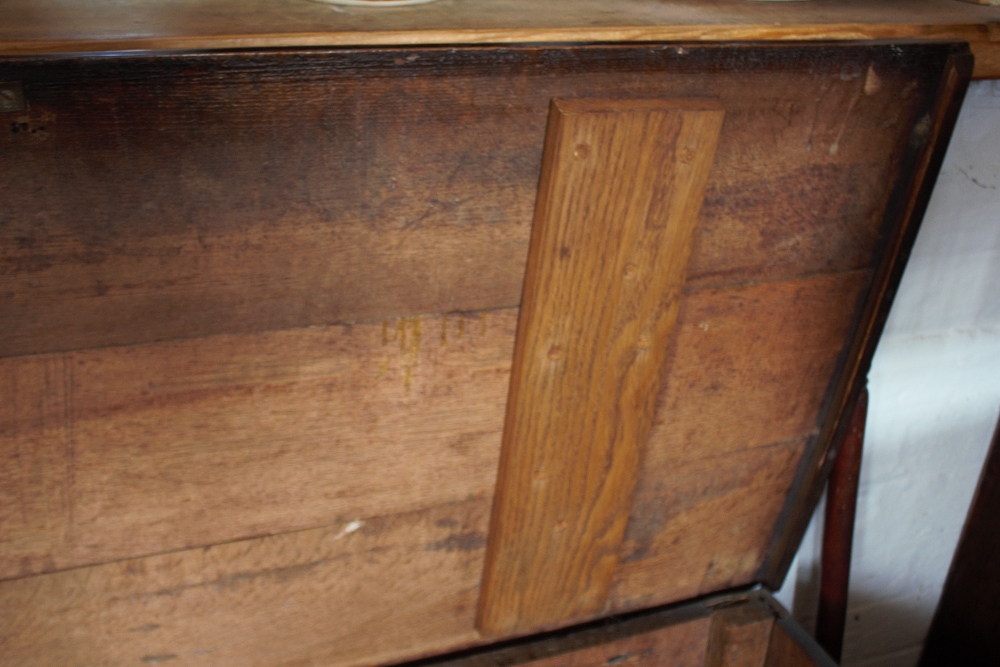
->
xmin=774 ymin=79 xmax=1000 ymax=667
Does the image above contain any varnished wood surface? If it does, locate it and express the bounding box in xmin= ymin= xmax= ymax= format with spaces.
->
xmin=0 ymin=0 xmax=997 ymax=78
xmin=477 ymin=98 xmax=722 ymax=634
xmin=816 ymin=389 xmax=868 ymax=662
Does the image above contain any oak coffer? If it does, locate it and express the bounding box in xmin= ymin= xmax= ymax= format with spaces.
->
xmin=0 ymin=41 xmax=970 ymax=666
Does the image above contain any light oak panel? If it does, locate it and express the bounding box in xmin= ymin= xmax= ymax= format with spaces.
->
xmin=478 ymin=99 xmax=723 ymax=635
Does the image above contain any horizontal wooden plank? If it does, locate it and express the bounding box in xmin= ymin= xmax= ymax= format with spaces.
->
xmin=445 ymin=604 xmax=712 ymax=667
xmin=0 ymin=43 xmax=948 ymax=356
xmin=479 ymin=98 xmax=723 ymax=634
xmin=0 ymin=311 xmax=514 ymax=580
xmin=0 ymin=0 xmax=997 ymax=78
xmin=0 ymin=269 xmax=873 ymax=582
xmin=0 ymin=500 xmax=491 ymax=667
xmin=647 ymin=271 xmax=871 ymax=464
xmin=610 ymin=438 xmax=806 ymax=612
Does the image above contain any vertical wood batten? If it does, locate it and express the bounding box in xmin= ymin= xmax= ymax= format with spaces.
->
xmin=477 ymin=98 xmax=724 ymax=635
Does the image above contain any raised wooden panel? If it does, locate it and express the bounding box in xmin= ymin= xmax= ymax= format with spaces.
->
xmin=477 ymin=99 xmax=723 ymax=634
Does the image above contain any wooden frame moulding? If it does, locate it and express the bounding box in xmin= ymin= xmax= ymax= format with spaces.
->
xmin=477 ymin=98 xmax=724 ymax=635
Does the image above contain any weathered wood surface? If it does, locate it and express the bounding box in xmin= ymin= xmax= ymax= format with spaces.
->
xmin=0 ymin=43 xmax=954 ymax=357
xmin=0 ymin=500 xmax=491 ymax=667
xmin=478 ymin=98 xmax=722 ymax=635
xmin=0 ymin=41 xmax=970 ymax=666
xmin=0 ymin=0 xmax=997 ymax=78
xmin=1 ymin=271 xmax=867 ymax=582
xmin=760 ymin=50 xmax=973 ymax=588
xmin=610 ymin=271 xmax=869 ymax=609
xmin=0 ymin=311 xmax=513 ymax=580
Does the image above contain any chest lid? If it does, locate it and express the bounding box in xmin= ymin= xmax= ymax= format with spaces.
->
xmin=0 ymin=40 xmax=971 ymax=666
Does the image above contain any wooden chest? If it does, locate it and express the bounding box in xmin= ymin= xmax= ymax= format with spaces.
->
xmin=0 ymin=34 xmax=970 ymax=667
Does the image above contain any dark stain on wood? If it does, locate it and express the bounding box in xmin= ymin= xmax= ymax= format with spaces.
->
xmin=428 ymin=532 xmax=488 ymax=553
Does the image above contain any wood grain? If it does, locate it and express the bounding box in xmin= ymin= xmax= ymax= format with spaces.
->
xmin=704 ymin=602 xmax=775 ymax=667
xmin=477 ymin=99 xmax=723 ymax=635
xmin=0 ymin=499 xmax=491 ymax=667
xmin=0 ymin=0 xmax=996 ymax=78
xmin=0 ymin=43 xmax=957 ymax=357
xmin=606 ymin=272 xmax=870 ymax=613
xmin=759 ymin=49 xmax=973 ymax=589
xmin=610 ymin=438 xmax=806 ymax=612
xmin=2 ymin=272 xmax=869 ymax=585
xmin=646 ymin=272 xmax=871 ymax=464
xmin=0 ymin=311 xmax=514 ymax=580
xmin=0 ymin=39 xmax=971 ymax=667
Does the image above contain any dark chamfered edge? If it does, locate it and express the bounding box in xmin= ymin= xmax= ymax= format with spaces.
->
xmin=759 ymin=45 xmax=974 ymax=588
xmin=385 ymin=587 xmax=837 ymax=667
xmin=0 ymin=39 xmax=968 ymax=88
xmin=757 ymin=589 xmax=839 ymax=667
xmin=395 ymin=587 xmax=738 ymax=667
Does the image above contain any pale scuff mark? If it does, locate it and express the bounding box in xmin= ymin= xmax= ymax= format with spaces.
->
xmin=864 ymin=64 xmax=883 ymax=96
xmin=333 ymin=520 xmax=364 ymax=540
xmin=829 ymin=85 xmax=863 ymax=156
